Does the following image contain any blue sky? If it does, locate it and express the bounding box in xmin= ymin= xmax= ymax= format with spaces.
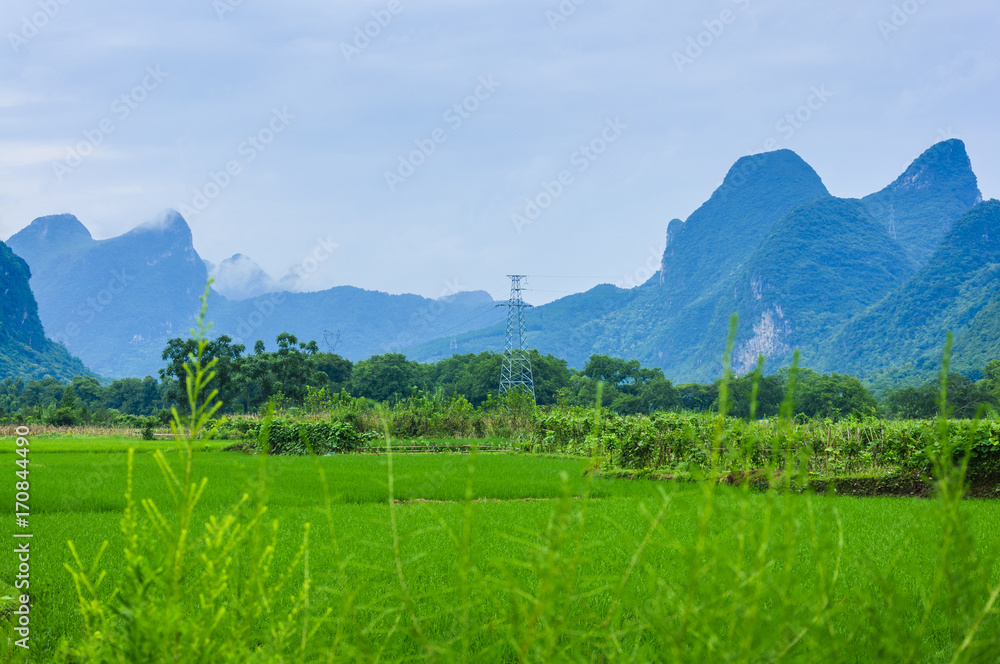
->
xmin=1 ymin=0 xmax=997 ymax=305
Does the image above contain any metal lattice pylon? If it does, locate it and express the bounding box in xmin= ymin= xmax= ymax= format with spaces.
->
xmin=497 ymin=275 xmax=535 ymax=401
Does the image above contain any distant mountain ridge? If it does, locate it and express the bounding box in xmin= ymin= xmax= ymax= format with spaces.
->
xmin=4 ymin=138 xmax=991 ymax=385
xmin=408 ymin=148 xmax=836 ymax=375
xmin=722 ymin=196 xmax=915 ymax=374
xmin=7 ymin=210 xmax=209 ymax=378
xmin=6 ymin=213 xmax=502 ymax=378
xmin=606 ymin=149 xmax=834 ymax=377
xmin=409 ymin=140 xmax=989 ymax=384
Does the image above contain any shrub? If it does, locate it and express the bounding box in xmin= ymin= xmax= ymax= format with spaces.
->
xmin=139 ymin=416 xmax=156 ymax=440
xmin=244 ymin=416 xmax=379 ymax=454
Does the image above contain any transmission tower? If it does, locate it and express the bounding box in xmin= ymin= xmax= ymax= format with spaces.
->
xmin=497 ymin=275 xmax=535 ymax=401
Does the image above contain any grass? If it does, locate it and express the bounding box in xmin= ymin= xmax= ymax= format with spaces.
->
xmin=355 ymin=436 xmax=512 ymax=452
xmin=0 ymin=581 xmax=17 ymax=620
xmin=4 ymin=310 xmax=998 ymax=661
xmin=2 ymin=437 xmax=1000 ymax=661
xmin=0 ymin=433 xmax=230 ymax=455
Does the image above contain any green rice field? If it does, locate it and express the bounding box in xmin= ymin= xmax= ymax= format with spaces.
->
xmin=2 ymin=435 xmax=1000 ymax=661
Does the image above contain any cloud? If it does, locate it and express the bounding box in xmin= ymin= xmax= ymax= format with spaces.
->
xmin=0 ymin=142 xmax=66 ymax=167
xmin=0 ymin=0 xmax=997 ymax=306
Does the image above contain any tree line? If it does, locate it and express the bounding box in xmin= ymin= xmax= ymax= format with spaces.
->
xmin=1 ymin=332 xmax=998 ymax=426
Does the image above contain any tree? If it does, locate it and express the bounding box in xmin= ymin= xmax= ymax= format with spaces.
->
xmin=232 ymin=350 xmax=272 ymax=413
xmin=350 ymin=353 xmax=428 ymax=403
xmin=568 ymin=373 xmax=617 ymax=409
xmin=610 ymin=392 xmax=645 ymax=415
xmin=677 ymin=383 xmax=718 ymax=412
xmin=726 ymin=372 xmax=785 ymax=419
xmin=795 ymin=370 xmax=877 ymax=420
xmin=311 ymin=353 xmax=353 ymax=392
xmin=941 ymin=373 xmax=996 ymax=419
xmin=638 ymin=377 xmax=681 ymax=413
xmin=225 ymin=334 xmax=328 ymax=411
xmin=529 ymin=351 xmax=572 ymax=406
xmin=270 ymin=333 xmax=325 ymax=404
xmin=50 ymin=385 xmax=81 ymax=426
xmin=578 ymin=354 xmax=680 ymax=414
xmin=582 ymin=355 xmax=641 ymax=389
xmin=104 ymin=377 xmax=165 ymax=416
xmin=160 ymin=335 xmax=245 ymax=410
xmin=978 ymin=360 xmax=1000 ymax=411
xmin=431 ymin=352 xmax=502 ymax=407
xmin=71 ymin=376 xmax=104 ymax=407
xmin=885 ymin=370 xmax=998 ymax=420
xmin=884 ymin=385 xmax=937 ymax=419
xmin=20 ymin=377 xmax=63 ymax=409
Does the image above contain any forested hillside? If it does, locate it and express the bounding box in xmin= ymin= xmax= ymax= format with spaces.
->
xmin=831 ymin=200 xmax=1000 ymax=380
xmin=0 ymin=239 xmax=92 ymax=381
xmin=705 ymin=196 xmax=915 ymax=375
xmin=862 ymin=139 xmax=983 ymax=268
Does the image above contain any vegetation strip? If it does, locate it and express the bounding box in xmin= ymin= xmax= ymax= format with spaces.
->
xmin=393 ymin=496 xmax=590 ymax=505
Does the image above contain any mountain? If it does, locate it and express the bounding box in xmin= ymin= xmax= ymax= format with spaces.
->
xmin=211 ymin=287 xmax=501 ymax=360
xmin=410 ymin=140 xmax=987 ymax=383
xmin=862 ymin=139 xmax=982 ymax=269
xmin=0 ymin=239 xmax=91 ymax=381
xmin=411 ymin=148 xmax=833 ymax=375
xmin=598 ymin=149 xmax=833 ymax=378
xmin=831 ymin=200 xmax=1000 ymax=379
xmin=709 ymin=196 xmax=915 ymax=374
xmin=8 ymin=139 xmax=989 ymax=385
xmin=207 ymin=254 xmax=279 ymax=300
xmin=7 ymin=211 xmax=208 ymax=378
xmin=653 ymin=149 xmax=832 ymax=308
xmin=6 ymin=212 xmax=503 ymax=378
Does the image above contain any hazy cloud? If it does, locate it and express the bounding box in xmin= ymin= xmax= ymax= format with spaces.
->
xmin=1 ymin=0 xmax=997 ymax=305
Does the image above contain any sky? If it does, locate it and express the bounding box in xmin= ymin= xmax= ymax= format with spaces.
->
xmin=1 ymin=0 xmax=998 ymax=306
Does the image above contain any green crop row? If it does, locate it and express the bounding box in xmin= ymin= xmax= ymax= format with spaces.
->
xmin=219 ymin=396 xmax=1000 ymax=477
xmin=527 ymin=410 xmax=1000 ymax=476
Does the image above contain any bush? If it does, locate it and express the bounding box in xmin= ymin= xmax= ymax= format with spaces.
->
xmin=245 ymin=416 xmax=379 ymax=454
xmin=140 ymin=416 xmax=156 ymax=440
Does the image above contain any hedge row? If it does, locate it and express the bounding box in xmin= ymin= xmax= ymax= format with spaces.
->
xmin=219 ymin=404 xmax=1000 ymax=477
xmin=526 ymin=411 xmax=1000 ymax=475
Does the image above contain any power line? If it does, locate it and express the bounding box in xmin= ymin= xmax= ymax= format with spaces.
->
xmin=445 ymin=301 xmax=506 ymax=336
xmin=523 ymin=274 xmax=621 ymax=279
xmin=524 ymin=288 xmax=581 ymax=294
